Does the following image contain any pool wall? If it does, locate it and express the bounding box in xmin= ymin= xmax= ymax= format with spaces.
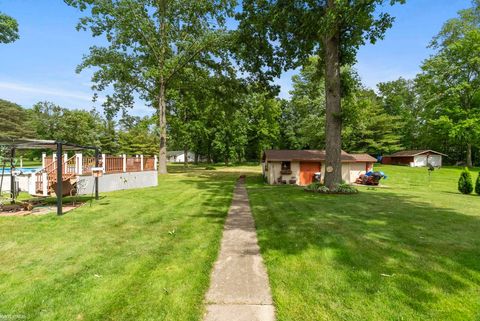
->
xmin=0 ymin=174 xmax=36 ymax=194
xmin=1 ymin=170 xmax=158 ymax=196
xmin=76 ymin=171 xmax=158 ymax=195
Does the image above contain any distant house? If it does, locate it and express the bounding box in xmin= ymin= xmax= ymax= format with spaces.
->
xmin=262 ymin=150 xmax=377 ymax=185
xmin=167 ymin=151 xmax=195 ymax=163
xmin=382 ymin=150 xmax=446 ymax=167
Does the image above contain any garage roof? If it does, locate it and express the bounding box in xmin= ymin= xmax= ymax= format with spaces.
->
xmin=350 ymin=153 xmax=377 ymax=162
xmin=263 ymin=150 xmax=359 ymax=162
xmin=386 ymin=150 xmax=447 ymax=157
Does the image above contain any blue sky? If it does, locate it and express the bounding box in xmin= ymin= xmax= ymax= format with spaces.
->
xmin=0 ymin=0 xmax=472 ymax=117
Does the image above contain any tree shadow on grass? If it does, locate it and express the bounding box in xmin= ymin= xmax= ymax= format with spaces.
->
xmin=173 ymin=171 xmax=243 ymax=226
xmin=245 ymin=176 xmax=480 ymax=317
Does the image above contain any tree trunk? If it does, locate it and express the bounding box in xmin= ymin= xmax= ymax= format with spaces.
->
xmin=323 ymin=6 xmax=342 ymax=190
xmin=184 ymin=146 xmax=188 ymax=167
xmin=194 ymin=152 xmax=199 ymax=165
xmin=158 ymin=80 xmax=168 ymax=174
xmin=467 ymin=143 xmax=473 ymax=168
xmin=157 ymin=0 xmax=168 ymax=174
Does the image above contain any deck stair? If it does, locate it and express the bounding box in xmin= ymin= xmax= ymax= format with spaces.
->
xmin=35 ymin=155 xmax=78 ymax=196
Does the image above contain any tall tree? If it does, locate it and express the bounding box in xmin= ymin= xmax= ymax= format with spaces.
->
xmin=31 ymin=101 xmax=103 ymax=147
xmin=280 ymin=57 xmax=402 ymax=154
xmin=377 ymin=78 xmax=420 ymax=149
xmin=118 ymin=116 xmax=158 ymax=156
xmin=0 ymin=99 xmax=34 ymax=139
xmin=0 ymin=12 xmax=19 ymax=44
xmin=417 ymin=1 xmax=480 ymax=167
xmin=236 ymin=0 xmax=404 ymax=189
xmin=342 ymin=88 xmax=403 ymax=154
xmin=66 ymin=0 xmax=235 ymax=174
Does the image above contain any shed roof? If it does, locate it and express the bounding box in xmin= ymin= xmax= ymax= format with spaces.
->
xmin=350 ymin=153 xmax=377 ymax=162
xmin=386 ymin=150 xmax=447 ymax=157
xmin=263 ymin=150 xmax=358 ymax=163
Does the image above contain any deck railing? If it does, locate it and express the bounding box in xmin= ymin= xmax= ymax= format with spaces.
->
xmin=104 ymin=156 xmax=124 ymax=173
xmin=82 ymin=157 xmax=97 ymax=175
xmin=41 ymin=153 xmax=157 ymax=176
xmin=34 ymin=154 xmax=157 ymax=196
xmin=143 ymin=157 xmax=155 ymax=171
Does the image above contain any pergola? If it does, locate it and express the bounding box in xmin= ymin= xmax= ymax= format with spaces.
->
xmin=0 ymin=138 xmax=100 ymax=215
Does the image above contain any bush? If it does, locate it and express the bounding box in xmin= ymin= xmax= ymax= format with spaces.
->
xmin=305 ymin=182 xmax=358 ymax=194
xmin=305 ymin=182 xmax=323 ymax=191
xmin=333 ymin=183 xmax=359 ymax=194
xmin=458 ymin=167 xmax=473 ymax=194
xmin=305 ymin=182 xmax=330 ymax=193
xmin=476 ymin=172 xmax=480 ymax=195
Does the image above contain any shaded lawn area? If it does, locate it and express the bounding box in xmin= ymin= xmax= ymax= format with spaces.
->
xmin=247 ymin=165 xmax=480 ymax=321
xmin=0 ymin=169 xmax=239 ymax=321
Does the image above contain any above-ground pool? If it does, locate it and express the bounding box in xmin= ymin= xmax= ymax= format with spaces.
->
xmin=0 ymin=167 xmax=41 ymax=175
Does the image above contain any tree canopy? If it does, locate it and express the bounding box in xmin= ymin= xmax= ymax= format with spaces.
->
xmin=416 ymin=1 xmax=480 ymax=167
xmin=0 ymin=12 xmax=19 ymax=44
xmin=65 ymin=0 xmax=235 ymax=173
xmin=235 ymin=0 xmax=404 ymax=188
xmin=4 ymin=0 xmax=480 ymax=168
xmin=0 ymin=99 xmax=34 ymax=139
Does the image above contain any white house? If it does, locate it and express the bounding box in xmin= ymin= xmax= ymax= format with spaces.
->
xmin=262 ymin=150 xmax=377 ymax=185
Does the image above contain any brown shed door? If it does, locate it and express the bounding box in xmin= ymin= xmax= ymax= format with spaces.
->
xmin=300 ymin=162 xmax=321 ymax=185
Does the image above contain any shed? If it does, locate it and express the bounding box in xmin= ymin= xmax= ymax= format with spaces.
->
xmin=382 ymin=150 xmax=446 ymax=167
xmin=262 ymin=150 xmax=377 ymax=186
xmin=167 ymin=150 xmax=197 ymax=163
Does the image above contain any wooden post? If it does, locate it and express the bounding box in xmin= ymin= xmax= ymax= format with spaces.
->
xmin=95 ymin=149 xmax=100 ymax=200
xmin=10 ymin=147 xmax=15 ymax=203
xmin=20 ymin=156 xmax=23 ymax=168
xmin=76 ymin=153 xmax=83 ymax=175
xmin=42 ymin=152 xmax=46 ymax=168
xmin=154 ymin=155 xmax=158 ymax=171
xmin=140 ymin=155 xmax=144 ymax=171
xmin=42 ymin=173 xmax=48 ymax=196
xmin=122 ymin=154 xmax=127 ymax=173
xmin=102 ymin=154 xmax=106 ymax=173
xmin=56 ymin=142 xmax=63 ymax=216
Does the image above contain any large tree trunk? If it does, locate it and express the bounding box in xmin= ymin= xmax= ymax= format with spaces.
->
xmin=158 ymin=80 xmax=168 ymax=174
xmin=157 ymin=0 xmax=168 ymax=174
xmin=323 ymin=9 xmax=342 ymax=190
xmin=467 ymin=143 xmax=473 ymax=168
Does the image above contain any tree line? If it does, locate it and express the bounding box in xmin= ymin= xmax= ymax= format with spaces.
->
xmin=1 ymin=1 xmax=480 ymax=186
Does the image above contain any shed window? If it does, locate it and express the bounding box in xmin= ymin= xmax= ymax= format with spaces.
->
xmin=281 ymin=161 xmax=291 ymax=170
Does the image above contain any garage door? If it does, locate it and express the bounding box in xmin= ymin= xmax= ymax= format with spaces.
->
xmin=300 ymin=162 xmax=321 ymax=185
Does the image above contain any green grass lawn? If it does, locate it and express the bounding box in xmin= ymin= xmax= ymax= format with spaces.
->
xmin=0 ymin=168 xmax=239 ymax=321
xmin=247 ymin=165 xmax=480 ymax=321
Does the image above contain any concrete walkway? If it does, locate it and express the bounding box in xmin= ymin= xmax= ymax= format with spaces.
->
xmin=204 ymin=177 xmax=275 ymax=321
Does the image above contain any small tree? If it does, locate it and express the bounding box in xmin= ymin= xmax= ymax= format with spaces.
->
xmin=458 ymin=167 xmax=473 ymax=194
xmin=475 ymin=172 xmax=480 ymax=195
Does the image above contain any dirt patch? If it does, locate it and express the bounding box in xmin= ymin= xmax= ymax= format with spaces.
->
xmin=0 ymin=203 xmax=84 ymax=217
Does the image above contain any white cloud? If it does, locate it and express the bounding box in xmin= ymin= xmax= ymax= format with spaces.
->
xmin=0 ymin=81 xmax=96 ymax=102
xmin=0 ymin=80 xmax=155 ymax=118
